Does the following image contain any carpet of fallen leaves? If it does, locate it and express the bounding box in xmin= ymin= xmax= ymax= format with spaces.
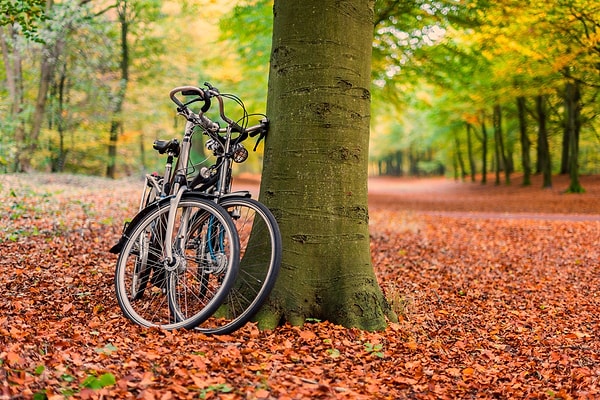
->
xmin=1 ymin=173 xmax=599 ymax=399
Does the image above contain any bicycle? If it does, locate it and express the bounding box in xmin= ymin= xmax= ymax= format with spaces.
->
xmin=109 ymin=89 xmax=243 ymax=330
xmin=113 ymin=83 xmax=282 ymax=334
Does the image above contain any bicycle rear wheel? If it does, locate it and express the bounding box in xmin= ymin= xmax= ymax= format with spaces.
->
xmin=114 ymin=195 xmax=239 ymax=330
xmin=195 ymin=197 xmax=282 ymax=334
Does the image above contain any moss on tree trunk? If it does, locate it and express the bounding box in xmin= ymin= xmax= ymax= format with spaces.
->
xmin=255 ymin=0 xmax=396 ymax=331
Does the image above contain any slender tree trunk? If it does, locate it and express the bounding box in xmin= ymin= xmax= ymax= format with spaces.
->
xmin=560 ymin=121 xmax=569 ymax=174
xmin=466 ymin=122 xmax=476 ymax=182
xmin=452 ymin=151 xmax=459 ymax=181
xmin=536 ymin=95 xmax=552 ymax=188
xmin=106 ymin=2 xmax=130 ymax=179
xmin=517 ymin=96 xmax=532 ymax=186
xmin=22 ymin=32 xmax=66 ymax=172
xmin=1 ymin=25 xmax=26 ymax=172
xmin=565 ymin=81 xmax=584 ymax=193
xmin=493 ymin=104 xmax=509 ymax=185
xmin=51 ymin=62 xmax=69 ymax=172
xmin=454 ymin=132 xmax=466 ymax=181
xmin=257 ymin=0 xmax=395 ymax=331
xmin=480 ymin=116 xmax=488 ymax=185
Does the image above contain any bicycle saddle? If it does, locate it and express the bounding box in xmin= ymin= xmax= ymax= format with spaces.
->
xmin=153 ymin=139 xmax=180 ymax=156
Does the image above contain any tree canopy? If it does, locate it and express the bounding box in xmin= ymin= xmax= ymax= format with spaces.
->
xmin=1 ymin=0 xmax=599 ymax=179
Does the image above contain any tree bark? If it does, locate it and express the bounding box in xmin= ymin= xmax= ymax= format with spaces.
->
xmin=1 ymin=25 xmax=25 ymax=172
xmin=536 ymin=95 xmax=552 ymax=188
xmin=106 ymin=0 xmax=130 ymax=179
xmin=565 ymin=81 xmax=584 ymax=193
xmin=466 ymin=122 xmax=476 ymax=182
xmin=22 ymin=27 xmax=66 ymax=172
xmin=257 ymin=0 xmax=395 ymax=331
xmin=493 ymin=103 xmax=509 ymax=185
xmin=454 ymin=132 xmax=466 ymax=181
xmin=480 ymin=115 xmax=488 ymax=185
xmin=560 ymin=121 xmax=569 ymax=174
xmin=517 ymin=96 xmax=532 ymax=186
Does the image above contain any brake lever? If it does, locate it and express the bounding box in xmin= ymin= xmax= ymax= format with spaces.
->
xmin=253 ymin=131 xmax=266 ymax=151
xmin=252 ymin=118 xmax=269 ymax=151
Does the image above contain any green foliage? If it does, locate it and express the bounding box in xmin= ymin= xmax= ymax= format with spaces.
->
xmin=80 ymin=373 xmax=116 ymax=390
xmin=2 ymin=0 xmax=599 ymax=178
xmin=364 ymin=342 xmax=384 ymax=358
xmin=199 ymin=383 xmax=234 ymax=398
xmin=0 ymin=0 xmax=47 ymax=41
xmin=95 ymin=343 xmax=118 ymax=355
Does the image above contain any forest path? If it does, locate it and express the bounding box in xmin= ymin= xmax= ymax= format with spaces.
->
xmin=234 ymin=173 xmax=600 ymax=219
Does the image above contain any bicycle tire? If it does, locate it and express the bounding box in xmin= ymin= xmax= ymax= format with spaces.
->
xmin=114 ymin=194 xmax=240 ymax=330
xmin=195 ymin=196 xmax=282 ymax=334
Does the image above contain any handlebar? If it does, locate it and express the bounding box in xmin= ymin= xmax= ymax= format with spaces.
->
xmin=169 ymin=83 xmax=269 ymax=149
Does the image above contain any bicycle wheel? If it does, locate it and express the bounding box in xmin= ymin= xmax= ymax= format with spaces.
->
xmin=114 ymin=195 xmax=240 ymax=330
xmin=195 ymin=197 xmax=282 ymax=334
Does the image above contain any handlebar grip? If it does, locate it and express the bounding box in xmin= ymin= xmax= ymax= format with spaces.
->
xmin=169 ymin=86 xmax=204 ymax=108
xmin=200 ymin=93 xmax=211 ymax=113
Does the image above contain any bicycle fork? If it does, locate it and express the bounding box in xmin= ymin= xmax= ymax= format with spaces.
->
xmin=164 ymin=185 xmax=188 ymax=267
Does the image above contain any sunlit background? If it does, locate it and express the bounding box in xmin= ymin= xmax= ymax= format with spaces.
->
xmin=1 ymin=0 xmax=599 ymax=178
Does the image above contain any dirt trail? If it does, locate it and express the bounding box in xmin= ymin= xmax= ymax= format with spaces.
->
xmin=367 ymin=174 xmax=600 ymax=218
xmin=235 ymin=173 xmax=600 ymax=220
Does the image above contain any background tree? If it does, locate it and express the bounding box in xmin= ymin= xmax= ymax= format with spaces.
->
xmin=256 ymin=0 xmax=396 ymax=330
xmin=2 ymin=0 xmax=600 ymax=181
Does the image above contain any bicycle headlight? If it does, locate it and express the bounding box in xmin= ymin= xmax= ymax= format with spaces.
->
xmin=232 ymin=143 xmax=248 ymax=163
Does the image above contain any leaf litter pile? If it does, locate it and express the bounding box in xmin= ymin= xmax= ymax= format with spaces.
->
xmin=1 ymin=173 xmax=599 ymax=399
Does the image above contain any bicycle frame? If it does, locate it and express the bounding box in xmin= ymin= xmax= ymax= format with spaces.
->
xmin=132 ymin=83 xmax=267 ymax=272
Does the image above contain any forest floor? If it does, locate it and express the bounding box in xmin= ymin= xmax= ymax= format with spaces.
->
xmin=1 ymin=172 xmax=599 ymax=399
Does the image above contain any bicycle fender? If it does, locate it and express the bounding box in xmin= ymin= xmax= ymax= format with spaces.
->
xmin=108 ymin=192 xmax=221 ymax=254
xmin=221 ymin=191 xmax=252 ymax=199
xmin=109 ymin=199 xmax=169 ymax=254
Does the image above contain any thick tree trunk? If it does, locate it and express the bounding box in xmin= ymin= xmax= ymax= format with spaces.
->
xmin=257 ymin=0 xmax=395 ymax=331
xmin=394 ymin=150 xmax=403 ymax=176
xmin=536 ymin=95 xmax=552 ymax=188
xmin=517 ymin=96 xmax=532 ymax=186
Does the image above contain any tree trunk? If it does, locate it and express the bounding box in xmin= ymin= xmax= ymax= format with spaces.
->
xmin=466 ymin=122 xmax=476 ymax=182
xmin=1 ymin=25 xmax=26 ymax=172
xmin=257 ymin=0 xmax=395 ymax=331
xmin=560 ymin=121 xmax=569 ymax=174
xmin=394 ymin=150 xmax=403 ymax=176
xmin=480 ymin=117 xmax=488 ymax=185
xmin=106 ymin=1 xmax=130 ymax=179
xmin=565 ymin=81 xmax=584 ymax=193
xmin=517 ymin=96 xmax=531 ymax=186
xmin=493 ymin=104 xmax=509 ymax=185
xmin=50 ymin=62 xmax=69 ymax=172
xmin=454 ymin=132 xmax=466 ymax=181
xmin=536 ymin=95 xmax=552 ymax=188
xmin=21 ymin=30 xmax=66 ymax=172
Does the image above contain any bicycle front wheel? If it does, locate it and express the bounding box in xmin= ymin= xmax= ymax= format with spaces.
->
xmin=196 ymin=197 xmax=282 ymax=334
xmin=114 ymin=195 xmax=240 ymax=330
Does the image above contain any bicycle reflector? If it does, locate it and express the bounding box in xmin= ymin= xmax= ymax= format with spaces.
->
xmin=232 ymin=143 xmax=248 ymax=163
